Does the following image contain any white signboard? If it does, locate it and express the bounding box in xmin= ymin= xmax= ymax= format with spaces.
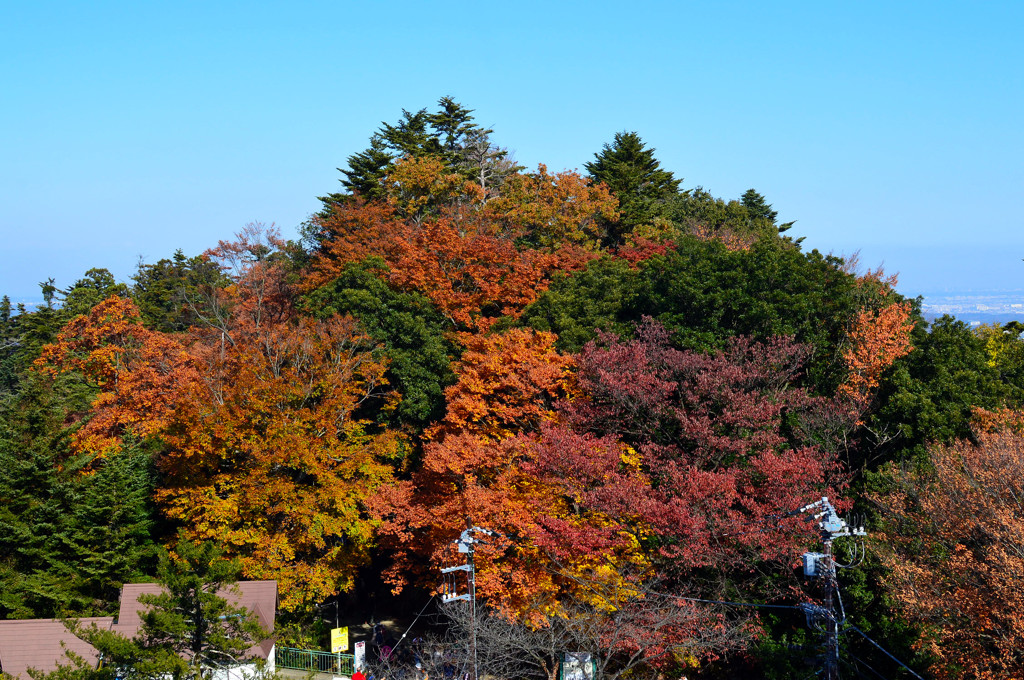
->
xmin=562 ymin=652 xmax=594 ymax=680
xmin=354 ymin=640 xmax=367 ymax=670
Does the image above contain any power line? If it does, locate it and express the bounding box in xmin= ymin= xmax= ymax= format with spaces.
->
xmin=844 ymin=625 xmax=925 ymax=680
xmin=847 ymin=652 xmax=891 ymax=680
xmin=468 ymin=501 xmax=917 ymax=680
xmin=391 ymin=594 xmax=437 ymax=653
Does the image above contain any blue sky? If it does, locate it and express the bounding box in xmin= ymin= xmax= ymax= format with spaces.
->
xmin=3 ymin=1 xmax=1022 ymax=303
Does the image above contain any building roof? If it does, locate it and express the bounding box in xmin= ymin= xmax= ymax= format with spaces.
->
xmin=115 ymin=580 xmax=277 ymax=658
xmin=0 ymin=581 xmax=277 ymax=679
xmin=0 ymin=617 xmax=114 ymax=679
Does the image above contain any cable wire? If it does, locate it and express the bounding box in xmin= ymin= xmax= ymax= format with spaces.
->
xmin=847 ymin=652 xmax=891 ymax=680
xmin=392 ymin=594 xmax=437 ymax=652
xmin=844 ymin=624 xmax=925 ymax=680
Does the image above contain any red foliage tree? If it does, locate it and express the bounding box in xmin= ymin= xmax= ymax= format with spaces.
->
xmin=380 ymin=319 xmax=842 ymax=621
xmin=547 ymin=319 xmax=842 ymax=585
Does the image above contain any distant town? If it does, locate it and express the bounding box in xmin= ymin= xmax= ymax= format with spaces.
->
xmin=919 ymin=291 xmax=1024 ymax=325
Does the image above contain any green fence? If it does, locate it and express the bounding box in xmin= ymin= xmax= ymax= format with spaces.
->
xmin=277 ymin=646 xmax=355 ymax=675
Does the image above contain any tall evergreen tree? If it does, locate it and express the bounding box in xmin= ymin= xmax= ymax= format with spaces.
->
xmin=0 ymin=373 xmax=159 ymax=619
xmin=33 ymin=540 xmax=268 ymax=680
xmin=131 ymin=251 xmax=228 ymax=333
xmin=740 ymin=188 xmax=778 ymax=224
xmin=318 ymin=97 xmax=509 ymax=211
xmin=740 ymin=188 xmax=797 ymax=235
xmin=59 ymin=269 xmax=131 ymax=319
xmin=584 ymin=131 xmax=680 ymax=243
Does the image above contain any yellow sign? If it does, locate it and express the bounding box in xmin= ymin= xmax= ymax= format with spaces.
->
xmin=331 ymin=627 xmax=349 ymax=653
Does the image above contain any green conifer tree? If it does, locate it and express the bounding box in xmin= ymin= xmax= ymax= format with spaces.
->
xmin=584 ymin=131 xmax=680 ymax=243
xmin=31 ymin=540 xmax=268 ymax=680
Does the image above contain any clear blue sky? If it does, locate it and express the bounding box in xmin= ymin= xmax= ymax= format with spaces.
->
xmin=3 ymin=1 xmax=1022 ymax=303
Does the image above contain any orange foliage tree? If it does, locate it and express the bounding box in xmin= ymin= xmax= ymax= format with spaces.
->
xmin=384 ymin=219 xmax=564 ymax=331
xmin=164 ymin=227 xmax=402 ymax=610
xmin=874 ymin=425 xmax=1024 ymax=679
xmin=304 ymin=199 xmax=405 ymax=288
xmin=426 ymin=328 xmax=574 ymax=441
xmin=35 ymin=295 xmax=201 ymax=462
xmin=306 ymin=189 xmax=600 ymax=332
xmin=156 ymin=314 xmax=402 ymax=611
xmin=372 ymin=328 xmax=637 ymax=615
xmin=38 ymin=227 xmax=405 ymax=612
xmin=838 ymin=298 xmax=914 ymax=411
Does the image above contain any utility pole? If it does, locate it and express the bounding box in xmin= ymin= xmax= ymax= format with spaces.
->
xmin=440 ymin=525 xmax=496 ymax=680
xmin=798 ymin=497 xmax=866 ymax=680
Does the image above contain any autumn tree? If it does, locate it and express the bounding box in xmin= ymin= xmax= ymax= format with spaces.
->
xmin=382 ymin=154 xmax=484 ymax=226
xmin=869 ymin=315 xmax=1007 ymax=464
xmin=374 ymin=328 xmax=579 ymax=610
xmin=156 ymin=314 xmax=403 ymax=611
xmin=485 ymin=164 xmax=619 ymax=249
xmin=873 ymin=425 xmax=1024 ymax=679
xmin=173 ymin=229 xmax=403 ymax=611
xmin=549 ymin=319 xmax=841 ymax=588
xmin=838 ymin=298 xmax=915 ymax=415
xmin=307 ymin=199 xmax=588 ymax=332
xmin=379 ymin=319 xmax=840 ymax=629
xmin=427 ymin=328 xmax=573 ymax=441
xmin=37 ymin=228 xmax=406 ymax=612
xmin=304 ymin=199 xmax=406 ymax=289
xmin=35 ymin=295 xmax=201 ymax=462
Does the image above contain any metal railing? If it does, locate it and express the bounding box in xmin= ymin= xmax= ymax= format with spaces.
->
xmin=276 ymin=646 xmax=355 ymax=675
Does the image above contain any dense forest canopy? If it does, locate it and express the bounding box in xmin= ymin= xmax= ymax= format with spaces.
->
xmin=3 ymin=99 xmax=1024 ymax=679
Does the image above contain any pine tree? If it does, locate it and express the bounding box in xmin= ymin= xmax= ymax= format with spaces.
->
xmin=319 ymin=98 xmax=508 ymax=210
xmin=584 ymin=131 xmax=680 ymax=243
xmin=0 ymin=373 xmax=159 ymax=618
xmin=130 ymin=540 xmax=268 ymax=679
xmin=32 ymin=540 xmax=268 ymax=680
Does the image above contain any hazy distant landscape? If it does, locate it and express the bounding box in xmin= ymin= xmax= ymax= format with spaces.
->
xmin=919 ymin=291 xmax=1024 ymax=325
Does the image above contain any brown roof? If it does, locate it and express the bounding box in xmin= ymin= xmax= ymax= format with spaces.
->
xmin=0 ymin=617 xmax=114 ymax=679
xmin=0 ymin=581 xmax=277 ymax=678
xmin=114 ymin=580 xmax=277 ymax=658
